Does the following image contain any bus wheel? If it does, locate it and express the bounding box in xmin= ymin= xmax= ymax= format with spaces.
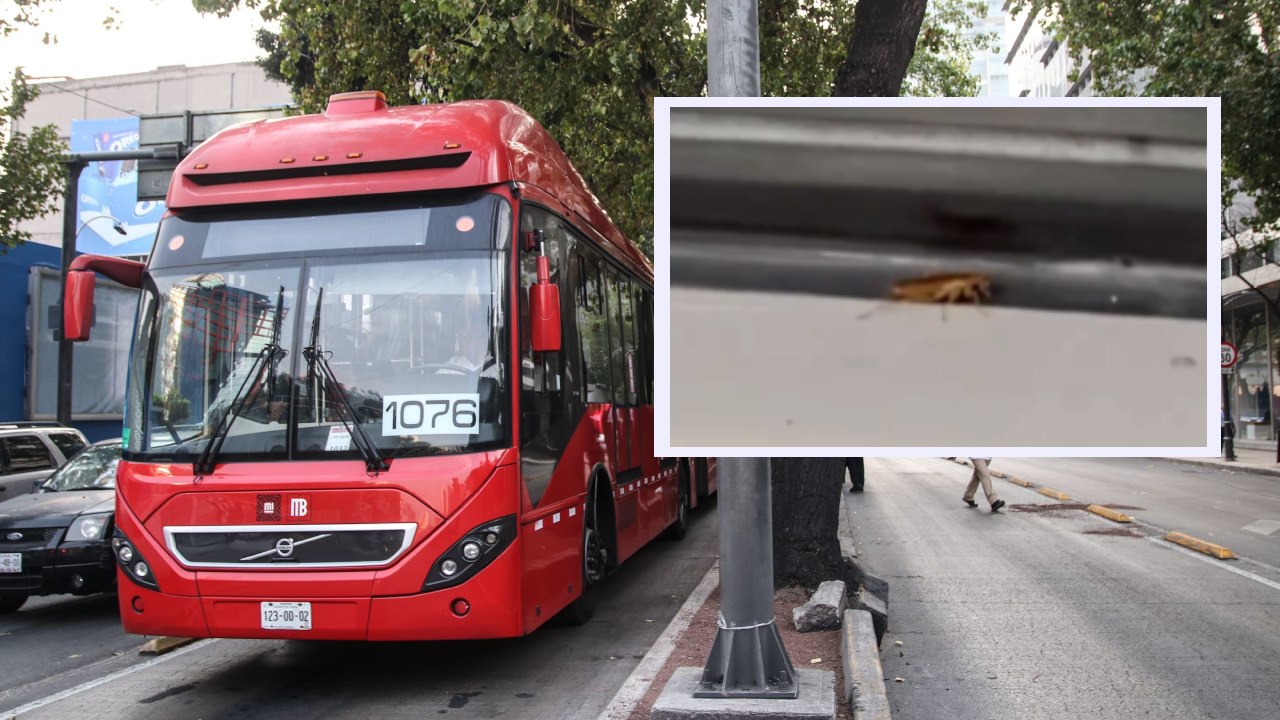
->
xmin=557 ymin=507 xmax=607 ymax=626
xmin=661 ymin=464 xmax=690 ymax=541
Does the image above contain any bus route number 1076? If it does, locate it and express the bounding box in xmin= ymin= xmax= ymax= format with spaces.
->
xmin=382 ymin=393 xmax=481 ymax=436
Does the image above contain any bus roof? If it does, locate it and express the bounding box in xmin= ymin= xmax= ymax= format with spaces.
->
xmin=169 ymin=92 xmax=651 ymax=280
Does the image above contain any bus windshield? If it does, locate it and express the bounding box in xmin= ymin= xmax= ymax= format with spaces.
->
xmin=126 ymin=195 xmax=511 ymax=463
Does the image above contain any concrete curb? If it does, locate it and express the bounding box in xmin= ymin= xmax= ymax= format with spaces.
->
xmin=651 ymin=667 xmax=835 ymax=720
xmin=1164 ymin=531 xmax=1237 ymax=560
xmin=1087 ymin=504 xmax=1133 ymax=523
xmin=137 ymin=636 xmax=198 ymax=656
xmin=840 ymin=609 xmax=891 ymax=720
xmin=595 ymin=562 xmax=721 ymax=720
xmin=1161 ymin=457 xmax=1280 ymax=478
xmin=1037 ymin=487 xmax=1072 ymax=501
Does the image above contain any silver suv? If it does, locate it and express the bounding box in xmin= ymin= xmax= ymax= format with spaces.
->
xmin=0 ymin=423 xmax=89 ymax=499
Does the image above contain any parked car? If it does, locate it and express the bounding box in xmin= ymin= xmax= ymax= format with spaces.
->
xmin=0 ymin=439 xmax=121 ymax=613
xmin=0 ymin=423 xmax=89 ymax=499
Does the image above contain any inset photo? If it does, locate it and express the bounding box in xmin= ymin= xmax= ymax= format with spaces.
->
xmin=655 ymin=99 xmax=1218 ymax=455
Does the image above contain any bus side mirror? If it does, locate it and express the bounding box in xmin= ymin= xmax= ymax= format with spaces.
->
xmin=64 ymin=271 xmax=96 ymax=342
xmin=530 ymin=255 xmax=561 ymax=353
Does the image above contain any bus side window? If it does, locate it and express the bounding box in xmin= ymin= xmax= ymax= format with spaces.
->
xmin=518 ymin=207 xmax=564 ymax=443
xmin=620 ymin=276 xmax=637 ymax=406
xmin=642 ymin=289 xmax=654 ymax=405
xmin=578 ymin=250 xmax=612 ymax=404
xmin=605 ymin=265 xmax=627 ymax=407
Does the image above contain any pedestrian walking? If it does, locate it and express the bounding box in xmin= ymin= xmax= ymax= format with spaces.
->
xmin=963 ymin=457 xmax=1005 ymax=512
xmin=846 ymin=457 xmax=865 ymax=492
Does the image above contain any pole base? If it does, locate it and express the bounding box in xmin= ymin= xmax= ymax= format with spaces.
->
xmin=695 ymin=618 xmax=798 ymax=698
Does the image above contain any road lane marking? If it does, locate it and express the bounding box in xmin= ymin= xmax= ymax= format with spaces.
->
xmin=0 ymin=639 xmax=216 ymax=719
xmin=1242 ymin=519 xmax=1280 ymax=536
xmin=595 ymin=562 xmax=720 ymax=720
xmin=1147 ymin=537 xmax=1280 ymax=593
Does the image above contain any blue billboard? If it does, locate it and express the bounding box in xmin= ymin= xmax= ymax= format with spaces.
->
xmin=70 ymin=117 xmax=166 ymax=256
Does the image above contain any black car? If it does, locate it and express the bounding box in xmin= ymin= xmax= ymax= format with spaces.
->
xmin=0 ymin=439 xmax=121 ymax=613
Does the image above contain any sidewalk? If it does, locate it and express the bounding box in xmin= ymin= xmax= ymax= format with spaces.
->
xmin=1167 ymin=446 xmax=1280 ymax=477
xmin=597 ymin=488 xmax=866 ymax=720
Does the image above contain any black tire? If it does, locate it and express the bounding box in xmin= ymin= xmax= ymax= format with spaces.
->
xmin=556 ymin=499 xmax=608 ymax=626
xmin=661 ymin=463 xmax=690 ymax=541
xmin=0 ymin=595 xmax=28 ymax=614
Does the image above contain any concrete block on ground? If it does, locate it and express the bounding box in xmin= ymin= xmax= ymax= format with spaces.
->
xmin=856 ymin=592 xmax=887 ymax=647
xmin=651 ymin=667 xmax=835 ymax=720
xmin=840 ymin=610 xmax=890 ymax=720
xmin=861 ymin=572 xmax=888 ymax=608
xmin=793 ymin=580 xmax=847 ymax=632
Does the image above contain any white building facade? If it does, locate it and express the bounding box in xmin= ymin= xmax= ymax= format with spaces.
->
xmin=14 ymin=62 xmax=292 ymax=248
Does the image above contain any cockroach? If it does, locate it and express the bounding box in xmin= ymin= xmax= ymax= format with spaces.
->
xmin=890 ymin=273 xmax=992 ymax=305
xmin=857 ymin=273 xmax=993 ymax=321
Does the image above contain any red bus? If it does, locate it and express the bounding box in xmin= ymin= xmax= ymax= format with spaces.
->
xmin=64 ymin=91 xmax=716 ymax=640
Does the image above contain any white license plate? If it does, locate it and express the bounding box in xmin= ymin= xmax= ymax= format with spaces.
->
xmin=260 ymin=601 xmax=311 ymax=630
xmin=0 ymin=553 xmax=20 ymax=574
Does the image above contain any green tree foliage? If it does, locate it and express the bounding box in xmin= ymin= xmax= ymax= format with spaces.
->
xmin=195 ymin=0 xmax=994 ymax=259
xmin=1010 ymin=0 xmax=1280 ymax=233
xmin=2 ymin=0 xmax=71 ymax=250
xmin=1 ymin=69 xmax=66 ymax=251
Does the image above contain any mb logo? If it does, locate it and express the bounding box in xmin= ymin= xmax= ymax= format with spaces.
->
xmin=257 ymin=494 xmax=309 ymax=521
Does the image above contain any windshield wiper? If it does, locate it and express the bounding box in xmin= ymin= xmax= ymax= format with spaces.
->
xmin=302 ymin=287 xmax=389 ymax=473
xmin=193 ymin=287 xmax=286 ymax=478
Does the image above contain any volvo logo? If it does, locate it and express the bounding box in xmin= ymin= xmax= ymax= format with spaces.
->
xmin=5 ymin=532 xmax=21 ymax=541
xmin=240 ymin=533 xmax=332 ymax=562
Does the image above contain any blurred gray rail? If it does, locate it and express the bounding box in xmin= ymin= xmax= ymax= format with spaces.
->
xmin=668 ymin=106 xmax=1210 ymax=319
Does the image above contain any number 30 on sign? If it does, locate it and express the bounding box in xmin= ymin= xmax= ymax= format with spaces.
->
xmin=382 ymin=394 xmax=480 ymax=435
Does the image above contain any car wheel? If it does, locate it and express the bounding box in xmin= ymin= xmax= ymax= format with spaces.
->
xmin=0 ymin=595 xmax=28 ymax=614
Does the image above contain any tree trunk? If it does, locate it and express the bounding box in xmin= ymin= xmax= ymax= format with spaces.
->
xmin=833 ymin=0 xmax=929 ymax=96
xmin=770 ymin=458 xmax=859 ymax=591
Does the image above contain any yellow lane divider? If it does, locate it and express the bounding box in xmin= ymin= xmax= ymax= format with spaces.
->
xmin=1087 ymin=504 xmax=1133 ymax=523
xmin=139 ymin=636 xmax=198 ymax=656
xmin=1038 ymin=487 xmax=1072 ymax=501
xmin=1165 ymin=532 xmax=1236 ymax=560
xmin=1008 ymin=476 xmax=1033 ymax=488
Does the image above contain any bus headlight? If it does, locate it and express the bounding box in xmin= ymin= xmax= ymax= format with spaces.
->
xmin=423 ymin=515 xmax=516 ymax=592
xmin=461 ymin=541 xmax=481 ymax=562
xmin=112 ymin=528 xmax=160 ymax=591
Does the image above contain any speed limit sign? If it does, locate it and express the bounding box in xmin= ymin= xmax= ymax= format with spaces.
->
xmin=1222 ymin=342 xmax=1238 ymax=371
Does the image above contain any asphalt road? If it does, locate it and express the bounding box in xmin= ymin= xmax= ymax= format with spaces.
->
xmin=0 ymin=499 xmax=719 ymax=720
xmin=853 ymin=457 xmax=1280 ymax=720
xmin=990 ymin=457 xmax=1280 ymax=563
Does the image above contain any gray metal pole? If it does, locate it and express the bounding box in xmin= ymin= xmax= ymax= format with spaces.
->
xmin=699 ymin=0 xmax=791 ymax=700
xmin=696 ymin=458 xmax=796 ymax=698
xmin=707 ymin=0 xmax=760 ymax=97
xmin=56 ymin=161 xmax=85 ymax=426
